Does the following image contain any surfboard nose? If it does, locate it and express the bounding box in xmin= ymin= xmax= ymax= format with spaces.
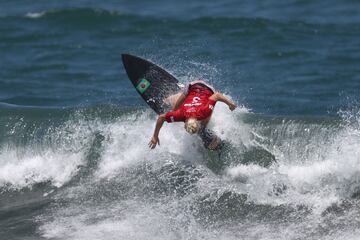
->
xmin=121 ymin=53 xmax=147 ymax=82
xmin=121 ymin=53 xmax=131 ymax=62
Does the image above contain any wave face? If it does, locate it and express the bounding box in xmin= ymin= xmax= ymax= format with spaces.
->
xmin=1 ymin=105 xmax=360 ymax=240
xmin=1 ymin=1 xmax=360 ymax=239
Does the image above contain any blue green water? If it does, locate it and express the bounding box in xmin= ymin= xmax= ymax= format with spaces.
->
xmin=1 ymin=1 xmax=360 ymax=239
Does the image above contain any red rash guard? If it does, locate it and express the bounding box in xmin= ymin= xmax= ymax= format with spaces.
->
xmin=165 ymin=83 xmax=216 ymax=123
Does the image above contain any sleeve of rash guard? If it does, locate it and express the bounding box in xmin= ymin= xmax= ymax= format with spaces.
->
xmin=165 ymin=109 xmax=185 ymax=123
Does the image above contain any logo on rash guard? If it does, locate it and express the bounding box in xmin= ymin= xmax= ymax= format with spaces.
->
xmin=209 ymin=104 xmax=214 ymax=110
xmin=184 ymin=96 xmax=202 ymax=107
xmin=193 ymin=97 xmax=200 ymax=102
xmin=170 ymin=116 xmax=175 ymax=122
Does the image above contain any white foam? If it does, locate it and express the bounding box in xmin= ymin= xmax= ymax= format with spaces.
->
xmin=39 ymin=198 xmax=235 ymax=240
xmin=0 ymin=148 xmax=83 ymax=189
xmin=226 ymin=164 xmax=268 ymax=182
xmin=96 ymin=111 xmax=203 ymax=179
xmin=210 ymin=101 xmax=252 ymax=146
xmin=232 ymin=114 xmax=360 ymax=212
xmin=0 ymin=112 xmax=104 ymax=190
xmin=41 ymin=214 xmax=182 ymax=240
xmin=25 ymin=12 xmax=45 ymax=19
xmin=281 ymin=123 xmax=360 ymax=191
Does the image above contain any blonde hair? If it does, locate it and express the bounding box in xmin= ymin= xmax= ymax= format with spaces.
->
xmin=185 ymin=118 xmax=200 ymax=134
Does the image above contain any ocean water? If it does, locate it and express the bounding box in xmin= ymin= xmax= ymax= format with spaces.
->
xmin=1 ymin=1 xmax=360 ymax=239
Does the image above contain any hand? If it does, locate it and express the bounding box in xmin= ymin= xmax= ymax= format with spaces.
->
xmin=228 ymin=102 xmax=237 ymax=111
xmin=148 ymin=135 xmax=160 ymax=149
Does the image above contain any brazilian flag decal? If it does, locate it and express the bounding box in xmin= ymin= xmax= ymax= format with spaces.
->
xmin=136 ymin=78 xmax=151 ymax=94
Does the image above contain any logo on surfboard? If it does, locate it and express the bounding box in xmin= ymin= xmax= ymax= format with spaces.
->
xmin=136 ymin=79 xmax=151 ymax=94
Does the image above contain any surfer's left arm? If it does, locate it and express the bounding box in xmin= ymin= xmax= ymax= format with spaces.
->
xmin=209 ymin=92 xmax=237 ymax=111
xmin=149 ymin=114 xmax=166 ymax=149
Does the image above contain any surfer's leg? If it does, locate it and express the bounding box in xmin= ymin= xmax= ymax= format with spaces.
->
xmin=198 ymin=127 xmax=222 ymax=151
xmin=164 ymin=92 xmax=183 ymax=110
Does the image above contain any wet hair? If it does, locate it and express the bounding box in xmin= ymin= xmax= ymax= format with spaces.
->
xmin=185 ymin=118 xmax=200 ymax=134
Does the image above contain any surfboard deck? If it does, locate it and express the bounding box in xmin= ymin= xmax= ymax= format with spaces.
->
xmin=121 ymin=53 xmax=222 ymax=150
xmin=122 ymin=54 xmax=179 ymax=114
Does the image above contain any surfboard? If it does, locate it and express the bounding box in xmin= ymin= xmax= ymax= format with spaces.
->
xmin=121 ymin=53 xmax=222 ymax=150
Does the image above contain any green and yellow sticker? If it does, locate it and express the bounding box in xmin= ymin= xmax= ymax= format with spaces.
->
xmin=136 ymin=78 xmax=151 ymax=94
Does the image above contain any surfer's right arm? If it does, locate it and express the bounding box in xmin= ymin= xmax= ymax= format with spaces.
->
xmin=149 ymin=109 xmax=185 ymax=149
xmin=149 ymin=114 xmax=166 ymax=149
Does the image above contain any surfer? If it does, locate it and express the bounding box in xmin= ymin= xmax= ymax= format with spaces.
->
xmin=148 ymin=80 xmax=237 ymax=149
